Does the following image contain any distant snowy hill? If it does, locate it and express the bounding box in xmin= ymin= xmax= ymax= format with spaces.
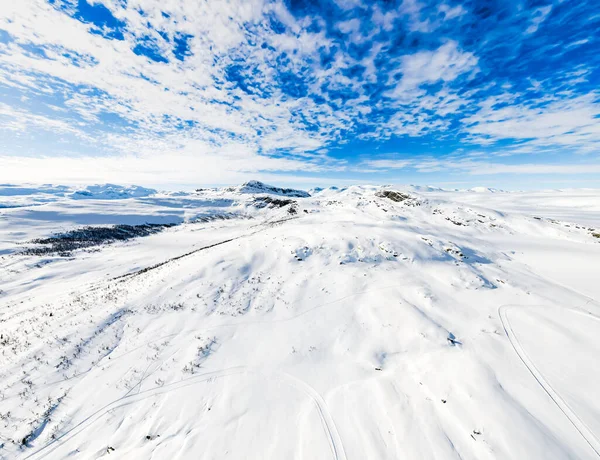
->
xmin=0 ymin=183 xmax=158 ymax=209
xmin=70 ymin=184 xmax=157 ymax=200
xmin=228 ymin=180 xmax=311 ymax=197
xmin=0 ymin=184 xmax=71 ymax=197
xmin=406 ymin=184 xmax=447 ymax=192
xmin=467 ymin=186 xmax=504 ymax=193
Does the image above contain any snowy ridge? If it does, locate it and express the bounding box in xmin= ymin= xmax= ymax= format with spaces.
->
xmin=0 ymin=184 xmax=599 ymax=459
xmin=229 ymin=180 xmax=311 ymax=197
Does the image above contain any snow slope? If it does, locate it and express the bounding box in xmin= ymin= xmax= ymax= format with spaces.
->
xmin=0 ymin=184 xmax=599 ymax=459
xmin=422 ymin=188 xmax=600 ymax=227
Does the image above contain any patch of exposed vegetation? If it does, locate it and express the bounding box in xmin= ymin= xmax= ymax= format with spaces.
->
xmin=376 ymin=190 xmax=420 ymax=206
xmin=23 ymin=224 xmax=176 ymax=256
xmin=234 ymin=180 xmax=310 ymax=197
xmin=445 ymin=247 xmax=465 ymax=257
xmin=376 ymin=190 xmax=411 ymax=202
xmin=190 ymin=213 xmax=238 ymax=223
xmin=445 ymin=217 xmax=465 ymax=226
xmin=253 ymin=196 xmax=296 ymax=208
xmin=253 ymin=196 xmax=299 ymax=215
xmin=592 ymin=232 xmax=600 ymax=239
xmin=183 ymin=336 xmax=217 ymax=374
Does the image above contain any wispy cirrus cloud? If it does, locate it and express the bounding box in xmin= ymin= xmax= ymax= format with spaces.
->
xmin=464 ymin=93 xmax=600 ymax=153
xmin=526 ymin=6 xmax=553 ymax=35
xmin=364 ymin=156 xmax=600 ymax=176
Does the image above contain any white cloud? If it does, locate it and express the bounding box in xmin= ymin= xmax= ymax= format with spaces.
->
xmin=363 ymin=159 xmax=413 ymax=169
xmin=358 ymin=156 xmax=600 ymax=176
xmin=332 ymin=0 xmax=365 ymax=11
xmin=410 ymin=158 xmax=600 ymax=175
xmin=387 ymin=41 xmax=478 ymax=98
xmin=566 ymin=38 xmax=590 ymax=48
xmin=459 ymin=162 xmax=600 ymax=175
xmin=400 ymin=0 xmax=466 ymax=33
xmin=0 ymin=0 xmax=597 ymax=187
xmin=0 ymin=1 xmax=480 ymax=164
xmin=0 ymin=146 xmax=331 ymax=187
xmin=0 ymin=0 xmax=347 ymax=163
xmin=372 ymin=6 xmax=397 ymax=32
xmin=438 ymin=4 xmax=466 ymax=21
xmin=464 ymin=94 xmax=600 ymax=152
xmin=526 ymin=5 xmax=552 ymax=34
xmin=338 ymin=19 xmax=361 ymax=34
xmin=368 ymin=42 xmax=478 ymax=138
xmin=0 ymin=102 xmax=96 ymax=142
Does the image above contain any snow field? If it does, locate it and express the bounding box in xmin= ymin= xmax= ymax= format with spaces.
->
xmin=0 ymin=183 xmax=599 ymax=459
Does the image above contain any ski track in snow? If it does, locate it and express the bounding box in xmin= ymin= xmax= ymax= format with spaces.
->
xmin=10 ymin=215 xmax=350 ymax=459
xmin=25 ymin=366 xmax=347 ymax=460
xmin=499 ymin=304 xmax=600 ymax=458
xmin=26 ymin=279 xmax=401 ymax=459
xmin=1 ymin=183 xmax=600 ymax=459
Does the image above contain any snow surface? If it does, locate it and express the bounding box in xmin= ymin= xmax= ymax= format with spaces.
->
xmin=0 ymin=183 xmax=599 ymax=459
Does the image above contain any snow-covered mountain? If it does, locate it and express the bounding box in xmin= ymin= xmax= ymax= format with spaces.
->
xmin=229 ymin=180 xmax=311 ymax=197
xmin=1 ymin=183 xmax=599 ymax=459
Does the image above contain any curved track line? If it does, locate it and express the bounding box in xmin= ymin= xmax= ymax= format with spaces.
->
xmin=21 ymin=273 xmax=409 ymax=454
xmin=25 ymin=366 xmax=346 ymax=460
xmin=24 ymin=367 xmax=246 ymax=459
xmin=275 ymin=371 xmax=348 ymax=460
xmin=499 ymin=305 xmax=600 ymax=458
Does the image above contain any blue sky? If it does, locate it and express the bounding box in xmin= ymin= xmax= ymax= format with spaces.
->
xmin=0 ymin=0 xmax=599 ymax=189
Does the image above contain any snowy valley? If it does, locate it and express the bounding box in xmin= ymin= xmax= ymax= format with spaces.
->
xmin=0 ymin=182 xmax=599 ymax=459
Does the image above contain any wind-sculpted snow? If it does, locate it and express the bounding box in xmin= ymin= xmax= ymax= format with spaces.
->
xmin=0 ymin=184 xmax=599 ymax=459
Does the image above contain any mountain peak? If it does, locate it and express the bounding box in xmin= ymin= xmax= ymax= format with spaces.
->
xmin=236 ymin=181 xmax=310 ymax=198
